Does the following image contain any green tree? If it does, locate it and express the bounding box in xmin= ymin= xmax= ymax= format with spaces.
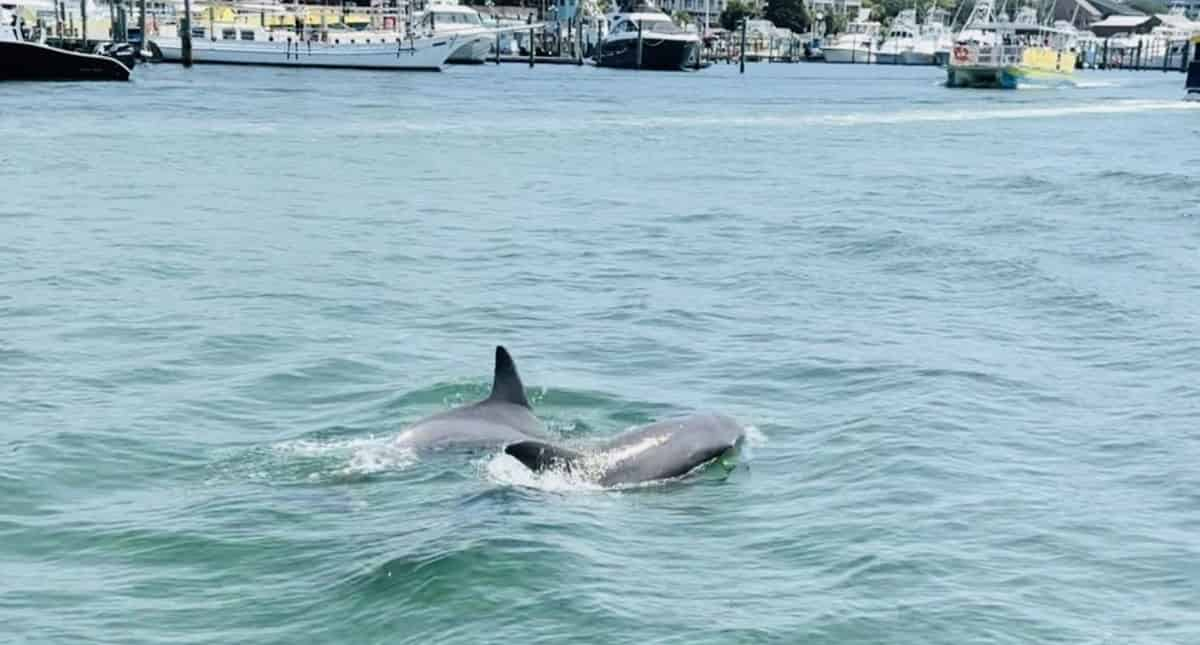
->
xmin=720 ymin=0 xmax=757 ymax=31
xmin=863 ymin=0 xmax=957 ymax=22
xmin=765 ymin=0 xmax=810 ymax=33
xmin=672 ymin=9 xmax=693 ymax=26
xmin=823 ymin=11 xmax=847 ymax=35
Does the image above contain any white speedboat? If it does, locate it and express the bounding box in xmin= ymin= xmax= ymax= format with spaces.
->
xmin=415 ymin=0 xmax=493 ymax=64
xmin=822 ymin=12 xmax=881 ymax=63
xmin=875 ymin=9 xmax=918 ymax=65
xmin=152 ymin=21 xmax=459 ymax=71
xmin=595 ymin=1 xmax=700 ymax=70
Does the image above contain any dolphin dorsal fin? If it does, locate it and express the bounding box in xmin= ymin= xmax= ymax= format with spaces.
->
xmin=488 ymin=346 xmax=531 ymax=408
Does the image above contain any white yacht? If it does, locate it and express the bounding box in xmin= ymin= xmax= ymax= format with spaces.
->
xmin=595 ymin=1 xmax=700 ymax=70
xmin=921 ymin=6 xmax=954 ymax=65
xmin=414 ymin=0 xmax=493 ymax=64
xmin=822 ymin=10 xmax=881 ymax=63
xmin=151 ymin=18 xmax=460 ymax=71
xmin=875 ymin=8 xmax=918 ymax=65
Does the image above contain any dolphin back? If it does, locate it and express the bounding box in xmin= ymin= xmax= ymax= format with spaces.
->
xmin=505 ymin=413 xmax=745 ymax=486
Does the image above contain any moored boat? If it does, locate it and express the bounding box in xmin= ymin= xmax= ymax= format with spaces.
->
xmin=0 ymin=4 xmax=132 ymax=80
xmin=595 ymin=1 xmax=700 ymax=71
xmin=415 ymin=0 xmax=493 ymax=64
xmin=152 ymin=21 xmax=458 ymax=71
xmin=821 ymin=10 xmax=881 ymax=64
xmin=876 ymin=9 xmax=918 ymax=65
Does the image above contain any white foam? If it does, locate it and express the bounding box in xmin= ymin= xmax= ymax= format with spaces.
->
xmin=744 ymin=425 xmax=769 ymax=448
xmin=273 ymin=434 xmax=416 ymax=477
xmin=483 ymin=452 xmax=605 ymax=492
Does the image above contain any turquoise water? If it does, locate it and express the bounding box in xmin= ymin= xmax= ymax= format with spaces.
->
xmin=3 ymin=62 xmax=1199 ymax=644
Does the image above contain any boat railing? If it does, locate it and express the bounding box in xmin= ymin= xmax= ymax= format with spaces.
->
xmin=953 ymin=43 xmax=1023 ymax=66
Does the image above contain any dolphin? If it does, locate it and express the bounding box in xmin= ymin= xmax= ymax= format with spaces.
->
xmin=504 ymin=412 xmax=745 ymax=486
xmin=393 ymin=346 xmax=548 ymax=451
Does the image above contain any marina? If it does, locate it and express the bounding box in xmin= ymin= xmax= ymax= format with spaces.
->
xmin=4 ymin=0 xmax=1200 ymax=641
xmin=3 ymin=0 xmax=1198 ymax=81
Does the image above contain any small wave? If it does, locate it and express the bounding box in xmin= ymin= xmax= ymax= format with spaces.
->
xmin=628 ymin=100 xmax=1200 ymax=128
xmin=1072 ymin=80 xmax=1122 ymax=89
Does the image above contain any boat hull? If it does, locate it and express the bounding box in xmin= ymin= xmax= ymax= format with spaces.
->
xmin=822 ymin=47 xmax=876 ymax=64
xmin=947 ymin=46 xmax=1075 ymax=88
xmin=596 ymin=36 xmax=698 ymax=70
xmin=447 ymin=34 xmax=492 ymax=64
xmin=900 ymin=50 xmax=935 ymax=65
xmin=0 ymin=40 xmax=130 ymax=81
xmin=946 ymin=64 xmax=1073 ymax=88
xmin=151 ymin=34 xmax=456 ymax=71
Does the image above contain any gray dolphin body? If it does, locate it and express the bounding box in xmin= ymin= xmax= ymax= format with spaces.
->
xmin=505 ymin=412 xmax=745 ymax=486
xmin=394 ymin=346 xmax=547 ymax=450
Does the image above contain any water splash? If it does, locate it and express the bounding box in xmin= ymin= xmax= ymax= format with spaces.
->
xmin=272 ymin=435 xmax=417 ymax=479
xmin=482 ymin=452 xmax=605 ymax=492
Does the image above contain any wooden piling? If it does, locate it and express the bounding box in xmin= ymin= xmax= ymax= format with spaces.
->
xmin=80 ymin=0 xmax=86 ymax=47
xmin=1135 ymin=39 xmax=1142 ymax=70
xmin=739 ymin=18 xmax=746 ymax=73
xmin=495 ymin=28 xmax=501 ymax=64
xmin=1101 ymin=38 xmax=1108 ymax=70
xmin=138 ymin=0 xmax=145 ymax=47
xmin=636 ymin=20 xmax=643 ymax=69
xmin=181 ymin=0 xmax=192 ymax=67
xmin=577 ymin=18 xmax=583 ymax=65
xmin=528 ymin=16 xmax=534 ymax=68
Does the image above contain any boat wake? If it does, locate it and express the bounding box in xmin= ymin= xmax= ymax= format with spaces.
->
xmin=695 ymin=100 xmax=1200 ymax=127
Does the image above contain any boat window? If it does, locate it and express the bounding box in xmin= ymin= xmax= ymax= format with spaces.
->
xmin=191 ymin=26 xmax=206 ymax=38
xmin=644 ymin=19 xmax=681 ymax=34
xmin=222 ymin=28 xmax=236 ymax=40
xmin=240 ymin=30 xmax=254 ymax=40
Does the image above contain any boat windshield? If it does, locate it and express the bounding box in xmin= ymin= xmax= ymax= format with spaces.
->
xmin=623 ymin=18 xmax=682 ymax=34
xmin=432 ymin=11 xmax=481 ymax=25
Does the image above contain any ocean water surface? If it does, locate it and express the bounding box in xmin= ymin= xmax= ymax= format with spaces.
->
xmin=2 ymin=62 xmax=1199 ymax=644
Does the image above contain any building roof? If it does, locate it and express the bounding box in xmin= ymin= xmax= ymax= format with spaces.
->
xmin=1090 ymin=14 xmax=1156 ymax=27
xmin=1085 ymin=0 xmax=1146 ymax=16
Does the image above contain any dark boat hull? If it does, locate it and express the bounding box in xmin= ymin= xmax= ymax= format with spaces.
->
xmin=596 ymin=37 xmax=698 ymax=71
xmin=0 ymin=41 xmax=131 ymax=81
